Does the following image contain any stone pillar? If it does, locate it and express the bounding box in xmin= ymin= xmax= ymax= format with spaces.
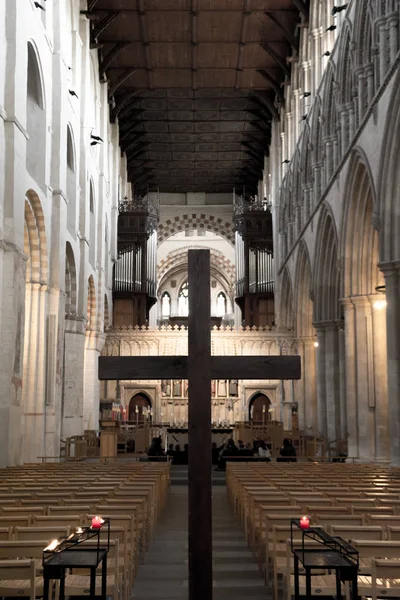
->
xmin=338 ymin=326 xmax=347 ymax=441
xmin=339 ymin=107 xmax=348 ymax=155
xmin=377 ymin=20 xmax=388 ymax=83
xmin=324 ymin=323 xmax=341 ymax=445
xmin=342 ymin=299 xmax=358 ymax=457
xmin=299 ymin=338 xmax=318 ymax=434
xmin=22 ymin=283 xmax=48 ymax=463
xmin=388 ymin=13 xmax=399 ymax=64
xmin=370 ymin=296 xmax=390 ymax=462
xmin=315 ymin=327 xmax=327 ymax=439
xmin=353 ymin=297 xmax=375 ymax=461
xmin=62 ymin=317 xmax=86 ymax=439
xmin=0 ymin=244 xmax=26 ymax=466
xmin=380 ymin=261 xmax=400 ymax=465
xmin=355 ymin=68 xmax=365 ymax=121
xmin=83 ymin=331 xmax=105 ymax=431
xmin=365 ymin=64 xmax=375 ymax=108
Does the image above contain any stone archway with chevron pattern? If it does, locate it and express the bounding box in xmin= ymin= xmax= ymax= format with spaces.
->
xmin=157 ymin=212 xmax=235 ymax=245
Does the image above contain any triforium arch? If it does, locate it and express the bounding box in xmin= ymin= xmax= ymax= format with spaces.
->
xmin=157 ymin=213 xmax=235 ymax=245
xmin=22 ymin=190 xmax=49 ymax=462
xmin=341 ymin=150 xmax=388 ymax=461
xmin=313 ymin=203 xmax=342 ymax=444
xmin=294 ymin=241 xmax=313 ymax=338
xmin=294 ymin=241 xmax=317 ymax=434
xmin=279 ymin=267 xmax=294 ymax=331
xmin=313 ymin=204 xmax=341 ymax=323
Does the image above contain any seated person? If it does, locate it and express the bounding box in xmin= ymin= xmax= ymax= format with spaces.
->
xmin=212 ymin=442 xmax=224 ymax=465
xmin=217 ymin=439 xmax=237 ymax=470
xmin=173 ymin=444 xmax=183 ymax=465
xmin=147 ymin=436 xmax=163 ymax=461
xmin=258 ymin=440 xmax=271 ymax=461
xmin=166 ymin=443 xmax=175 ymax=461
xmin=277 ymin=438 xmax=297 ymax=462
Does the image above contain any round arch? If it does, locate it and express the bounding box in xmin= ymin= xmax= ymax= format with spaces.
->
xmin=65 ymin=242 xmax=77 ymax=316
xmin=128 ymin=392 xmax=152 ymax=422
xmin=157 ymin=214 xmax=235 ymax=246
xmin=24 ymin=190 xmax=48 ymax=284
xmin=248 ymin=392 xmax=271 ymax=423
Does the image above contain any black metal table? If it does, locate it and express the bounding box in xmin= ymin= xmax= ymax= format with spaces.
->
xmin=43 ymin=548 xmax=107 ymax=600
xmin=291 ymin=519 xmax=359 ymax=600
xmin=42 ymin=517 xmax=111 ymax=600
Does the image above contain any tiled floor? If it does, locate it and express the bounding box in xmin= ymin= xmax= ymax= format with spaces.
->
xmin=131 ymin=474 xmax=268 ymax=600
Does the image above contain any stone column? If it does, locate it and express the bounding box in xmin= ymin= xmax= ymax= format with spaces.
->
xmin=365 ymin=64 xmax=375 ymax=109
xmin=323 ymin=323 xmax=341 ymax=445
xmin=338 ymin=325 xmax=347 ymax=441
xmin=377 ymin=20 xmax=388 ymax=83
xmin=22 ymin=283 xmax=48 ymax=463
xmin=388 ymin=13 xmax=399 ymax=64
xmin=342 ymin=298 xmax=358 ymax=458
xmin=339 ymin=107 xmax=348 ymax=155
xmin=296 ymin=338 xmax=317 ymax=434
xmin=62 ymin=317 xmax=86 ymax=439
xmin=370 ymin=296 xmax=390 ymax=462
xmin=0 ymin=244 xmax=26 ymax=466
xmin=380 ymin=261 xmax=400 ymax=465
xmin=314 ymin=326 xmax=327 ymax=439
xmin=352 ymin=296 xmax=375 ymax=461
xmin=355 ymin=68 xmax=365 ymax=121
xmin=83 ymin=331 xmax=106 ymax=430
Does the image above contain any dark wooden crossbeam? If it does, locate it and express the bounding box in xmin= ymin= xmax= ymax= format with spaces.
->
xmin=98 ymin=355 xmax=301 ymax=381
xmin=98 ymin=249 xmax=301 ymax=600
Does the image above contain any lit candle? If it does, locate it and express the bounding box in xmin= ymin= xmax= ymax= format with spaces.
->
xmin=76 ymin=527 xmax=83 ymax=534
xmin=299 ymin=515 xmax=310 ymax=530
xmin=91 ymin=516 xmax=104 ymax=529
xmin=44 ymin=539 xmax=59 ymax=551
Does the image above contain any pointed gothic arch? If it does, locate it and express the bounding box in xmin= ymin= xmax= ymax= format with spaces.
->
xmin=341 ymin=151 xmax=380 ymax=298
xmin=313 ymin=205 xmax=341 ymax=322
xmin=294 ymin=241 xmax=314 ymax=337
xmin=337 ymin=24 xmax=354 ymax=106
xmin=280 ymin=267 xmax=294 ymax=331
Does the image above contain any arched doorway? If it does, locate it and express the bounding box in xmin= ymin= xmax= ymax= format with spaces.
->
xmin=129 ymin=393 xmax=152 ymax=422
xmin=249 ymin=393 xmax=271 ymax=423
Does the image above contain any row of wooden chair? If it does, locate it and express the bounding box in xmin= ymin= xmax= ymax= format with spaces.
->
xmin=227 ymin=462 xmax=400 ymax=599
xmin=0 ymin=461 xmax=170 ymax=600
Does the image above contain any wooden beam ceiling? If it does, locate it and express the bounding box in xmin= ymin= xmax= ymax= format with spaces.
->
xmin=83 ymin=0 xmax=306 ymax=194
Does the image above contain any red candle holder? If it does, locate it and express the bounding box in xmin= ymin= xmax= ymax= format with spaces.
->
xmin=299 ymin=515 xmax=310 ymax=530
xmin=91 ymin=516 xmax=103 ymax=529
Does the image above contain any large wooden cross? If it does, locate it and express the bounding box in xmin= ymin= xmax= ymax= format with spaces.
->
xmin=99 ymin=249 xmax=301 ymax=600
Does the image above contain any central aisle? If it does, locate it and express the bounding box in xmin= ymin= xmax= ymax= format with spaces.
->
xmin=131 ymin=469 xmax=268 ymax=600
